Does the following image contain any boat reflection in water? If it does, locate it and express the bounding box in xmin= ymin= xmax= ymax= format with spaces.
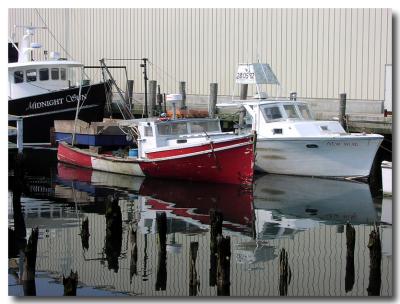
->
xmin=55 ymin=163 xmax=254 ymax=236
xmin=253 ymin=174 xmax=378 ymax=240
xmin=54 ymin=164 xmax=380 ymax=264
xmin=10 ymin=161 xmax=391 ymax=296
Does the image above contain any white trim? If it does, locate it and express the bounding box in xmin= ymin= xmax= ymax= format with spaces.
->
xmin=17 ymin=104 xmax=99 ymax=118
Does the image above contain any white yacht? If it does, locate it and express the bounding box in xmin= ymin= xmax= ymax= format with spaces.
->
xmin=8 ymin=26 xmax=110 ymax=144
xmin=219 ymin=63 xmax=383 ymax=178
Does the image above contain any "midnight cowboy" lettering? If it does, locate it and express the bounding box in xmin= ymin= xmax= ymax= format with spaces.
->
xmin=25 ymin=93 xmax=88 ymax=111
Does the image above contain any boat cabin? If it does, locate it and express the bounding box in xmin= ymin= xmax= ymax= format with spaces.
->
xmin=8 ymin=26 xmax=85 ymax=99
xmin=131 ymin=118 xmax=227 ymax=158
xmin=8 ymin=61 xmax=84 ymax=99
xmin=242 ymin=100 xmax=346 ymax=137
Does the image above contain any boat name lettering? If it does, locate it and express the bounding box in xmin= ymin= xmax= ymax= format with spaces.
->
xmin=66 ymin=93 xmax=87 ymax=103
xmin=26 ymin=98 xmax=65 ymax=111
xmin=326 ymin=141 xmax=359 ymax=147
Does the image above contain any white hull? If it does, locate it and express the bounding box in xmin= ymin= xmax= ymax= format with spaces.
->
xmin=255 ymin=136 xmax=382 ymax=177
xmin=381 ymin=161 xmax=392 ymax=196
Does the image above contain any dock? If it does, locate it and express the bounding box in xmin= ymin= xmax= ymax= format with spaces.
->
xmin=115 ymin=93 xmax=393 ymax=135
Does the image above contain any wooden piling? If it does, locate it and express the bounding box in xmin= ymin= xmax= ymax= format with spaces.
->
xmin=179 ymin=81 xmax=187 ymax=109
xmin=22 ymin=227 xmax=39 ymax=296
xmin=125 ymin=80 xmax=134 ymax=111
xmin=104 ymin=195 xmax=122 ymax=272
xmin=367 ymin=226 xmax=382 ymax=296
xmin=279 ymin=248 xmax=291 ymax=296
xmin=240 ymin=84 xmax=248 ymax=100
xmin=148 ymin=80 xmax=157 ymax=117
xmin=345 ymin=223 xmax=356 ymax=292
xmin=129 ymin=221 xmax=138 ymax=283
xmin=339 ymin=93 xmax=347 ymax=129
xmin=16 ymin=117 xmax=24 ymax=153
xmin=189 ymin=241 xmax=200 ymax=296
xmin=157 ymin=85 xmax=163 ymax=113
xmin=208 ymin=83 xmax=218 ymax=118
xmin=163 ymin=93 xmax=167 ymax=114
xmin=209 ymin=209 xmax=223 ymax=286
xmin=216 ymin=235 xmax=231 ymax=296
xmin=80 ymin=217 xmax=90 ymax=251
xmin=63 ymin=270 xmax=78 ymax=296
xmin=155 ymin=212 xmax=167 ymax=291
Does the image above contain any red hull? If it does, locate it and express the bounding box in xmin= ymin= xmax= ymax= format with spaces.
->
xmin=140 ymin=142 xmax=254 ymax=185
xmin=57 ymin=136 xmax=254 ymax=185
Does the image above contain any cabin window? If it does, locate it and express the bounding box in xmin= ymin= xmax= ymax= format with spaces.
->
xmin=283 ymin=104 xmax=300 ymax=119
xmin=158 ymin=122 xmax=188 ymax=135
xmin=51 ymin=68 xmax=59 ymax=80
xmin=190 ymin=120 xmax=220 ymax=134
xmin=298 ymin=104 xmax=312 ymax=120
xmin=262 ymin=106 xmax=283 ymax=121
xmin=60 ymin=68 xmax=66 ymax=80
xmin=144 ymin=126 xmax=153 ymax=137
xmin=39 ymin=68 xmax=49 ymax=81
xmin=14 ymin=71 xmax=24 ymax=83
xmin=26 ymin=69 xmax=37 ymax=82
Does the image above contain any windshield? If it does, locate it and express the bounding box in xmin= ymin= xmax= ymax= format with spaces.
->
xmin=190 ymin=120 xmax=221 ymax=134
xmin=262 ymin=106 xmax=283 ymax=121
xmin=298 ymin=104 xmax=313 ymax=120
xmin=283 ymin=104 xmax=300 ymax=119
xmin=157 ymin=120 xmax=221 ymax=136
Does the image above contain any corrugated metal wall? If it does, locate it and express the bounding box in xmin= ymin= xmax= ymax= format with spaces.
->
xmin=8 ymin=8 xmax=392 ymax=101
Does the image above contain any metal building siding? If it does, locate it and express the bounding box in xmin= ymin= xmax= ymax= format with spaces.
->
xmin=8 ymin=8 xmax=391 ymax=101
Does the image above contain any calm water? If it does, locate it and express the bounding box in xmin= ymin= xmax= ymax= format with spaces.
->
xmin=8 ymin=149 xmax=392 ymax=296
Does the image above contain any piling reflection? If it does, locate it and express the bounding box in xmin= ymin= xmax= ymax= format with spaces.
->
xmin=8 ymin=159 xmax=392 ymax=296
xmin=104 ymin=195 xmax=123 ymax=273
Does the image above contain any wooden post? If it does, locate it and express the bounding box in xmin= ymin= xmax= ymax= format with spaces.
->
xmin=129 ymin=221 xmax=138 ymax=283
xmin=179 ymin=81 xmax=187 ymax=109
xmin=367 ymin=226 xmax=382 ymax=296
xmin=13 ymin=153 xmax=27 ymax=251
xmin=189 ymin=242 xmax=199 ymax=296
xmin=104 ymin=195 xmax=122 ymax=273
xmin=345 ymin=223 xmax=356 ymax=292
xmin=209 ymin=209 xmax=223 ymax=286
xmin=80 ymin=217 xmax=90 ymax=251
xmin=22 ymin=227 xmax=39 ymax=296
xmin=240 ymin=84 xmax=248 ymax=100
xmin=339 ymin=93 xmax=347 ymax=129
xmin=163 ymin=93 xmax=167 ymax=114
xmin=125 ymin=80 xmax=134 ymax=112
xmin=16 ymin=117 xmax=23 ymax=153
xmin=216 ymin=235 xmax=231 ymax=296
xmin=63 ymin=270 xmax=78 ymax=296
xmin=279 ymin=248 xmax=291 ymax=296
xmin=155 ymin=212 xmax=167 ymax=291
xmin=148 ymin=80 xmax=157 ymax=117
xmin=208 ymin=83 xmax=218 ymax=118
xmin=157 ymin=85 xmax=163 ymax=113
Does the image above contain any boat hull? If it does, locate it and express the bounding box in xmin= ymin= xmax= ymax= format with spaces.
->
xmin=57 ymin=137 xmax=254 ymax=185
xmin=255 ymin=136 xmax=383 ymax=178
xmin=8 ymin=83 xmax=108 ymax=144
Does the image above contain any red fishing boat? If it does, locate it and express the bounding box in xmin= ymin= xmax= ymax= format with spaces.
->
xmin=57 ymin=118 xmax=255 ymax=185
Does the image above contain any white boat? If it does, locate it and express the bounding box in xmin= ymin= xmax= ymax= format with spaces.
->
xmin=219 ymin=63 xmax=383 ymax=178
xmin=381 ymin=161 xmax=392 ymax=196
